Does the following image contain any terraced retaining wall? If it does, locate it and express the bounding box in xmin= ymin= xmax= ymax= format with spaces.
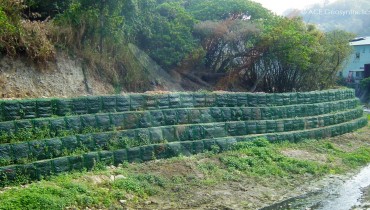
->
xmin=0 ymin=89 xmax=367 ymax=185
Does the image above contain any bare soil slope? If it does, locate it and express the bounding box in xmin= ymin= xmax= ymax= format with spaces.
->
xmin=0 ymin=54 xmax=114 ymax=99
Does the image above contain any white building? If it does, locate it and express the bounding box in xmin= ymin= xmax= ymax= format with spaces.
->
xmin=342 ymin=37 xmax=370 ymax=83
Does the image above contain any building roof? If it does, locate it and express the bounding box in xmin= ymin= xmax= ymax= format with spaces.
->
xmin=350 ymin=37 xmax=370 ymax=46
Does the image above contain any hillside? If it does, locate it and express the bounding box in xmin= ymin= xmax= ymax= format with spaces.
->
xmin=0 ymin=0 xmax=354 ymax=96
xmin=286 ymin=0 xmax=370 ymax=36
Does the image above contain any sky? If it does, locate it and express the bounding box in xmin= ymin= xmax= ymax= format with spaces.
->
xmin=253 ymin=0 xmax=335 ymax=15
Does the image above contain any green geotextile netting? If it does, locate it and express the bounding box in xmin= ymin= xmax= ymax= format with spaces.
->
xmin=0 ymin=89 xmax=366 ymax=186
xmin=0 ymin=108 xmax=364 ymax=166
xmin=0 ymin=89 xmax=356 ymax=122
xmin=0 ymin=99 xmax=360 ymax=142
xmin=0 ymin=116 xmax=367 ymax=185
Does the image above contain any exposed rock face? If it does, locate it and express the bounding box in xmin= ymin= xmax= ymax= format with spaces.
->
xmin=0 ymin=54 xmax=114 ymax=99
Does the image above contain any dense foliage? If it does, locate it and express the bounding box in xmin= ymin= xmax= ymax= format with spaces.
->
xmin=0 ymin=0 xmax=355 ymax=92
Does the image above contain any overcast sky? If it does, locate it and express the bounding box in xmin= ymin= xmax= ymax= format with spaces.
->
xmin=253 ymin=0 xmax=336 ymax=15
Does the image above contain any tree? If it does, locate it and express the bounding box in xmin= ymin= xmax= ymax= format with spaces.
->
xmin=185 ymin=0 xmax=272 ymax=21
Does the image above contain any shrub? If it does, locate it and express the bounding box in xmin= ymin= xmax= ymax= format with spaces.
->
xmin=0 ymin=0 xmax=55 ymax=62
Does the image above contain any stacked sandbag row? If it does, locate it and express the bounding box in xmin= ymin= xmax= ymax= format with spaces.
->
xmin=0 ymin=98 xmax=359 ymax=144
xmin=0 ymin=88 xmax=367 ymax=186
xmin=0 ymin=116 xmax=367 ymax=184
xmin=0 ymin=89 xmax=355 ymax=122
xmin=0 ymin=107 xmax=364 ymax=167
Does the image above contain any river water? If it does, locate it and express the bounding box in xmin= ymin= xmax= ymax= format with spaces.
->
xmin=261 ymin=164 xmax=370 ymax=210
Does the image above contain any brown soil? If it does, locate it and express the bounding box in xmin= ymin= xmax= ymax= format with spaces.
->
xmin=0 ymin=54 xmax=114 ymax=99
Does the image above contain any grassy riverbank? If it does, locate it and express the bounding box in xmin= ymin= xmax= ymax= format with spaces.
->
xmin=0 ymin=117 xmax=369 ymax=210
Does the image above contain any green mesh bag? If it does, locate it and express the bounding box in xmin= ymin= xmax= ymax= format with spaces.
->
xmin=154 ymin=144 xmax=170 ymax=159
xmin=34 ymin=160 xmax=53 ymax=179
xmin=87 ymin=97 xmax=102 ymax=114
xmin=226 ymin=122 xmax=247 ymax=136
xmin=99 ymin=151 xmax=114 ymax=165
xmin=149 ymin=128 xmax=163 ymax=144
xmin=96 ymin=114 xmax=112 ymax=130
xmin=180 ymin=142 xmax=193 ymax=156
xmin=162 ymin=127 xmax=176 ymax=142
xmin=210 ymin=108 xmax=223 ymax=122
xmin=80 ymin=115 xmax=97 ymax=130
xmin=123 ymin=113 xmax=140 ymax=129
xmin=29 ymin=140 xmax=48 ymax=160
xmin=163 ymin=110 xmax=177 ymax=125
xmin=213 ymin=123 xmax=228 ymax=138
xmin=230 ymin=107 xmax=243 ymax=121
xmin=188 ymin=125 xmax=203 ymax=140
xmin=266 ymin=94 xmax=275 ymax=106
xmin=94 ymin=133 xmax=112 ymax=150
xmin=175 ymin=125 xmax=189 ymax=141
xmin=52 ymin=157 xmax=70 ymax=174
xmin=110 ymin=113 xmax=125 ymax=129
xmin=240 ymin=108 xmax=252 ymax=121
xmin=266 ymin=120 xmax=277 ymax=133
xmin=145 ymin=94 xmax=158 ymax=110
xmin=2 ymin=101 xmax=21 ymax=121
xmin=65 ymin=116 xmax=81 ymax=132
xmin=141 ymin=145 xmax=155 ymax=161
xmin=221 ymin=108 xmax=231 ymax=121
xmin=199 ymin=109 xmax=213 ymax=123
xmin=247 ymin=93 xmax=257 ymax=107
xmin=83 ymin=152 xmax=100 ymax=170
xmin=114 ymin=149 xmax=128 ymax=165
xmin=215 ymin=93 xmax=228 ymax=107
xmin=216 ymin=138 xmax=237 ymax=151
xmin=158 ymin=94 xmax=170 ymax=109
xmin=15 ymin=120 xmax=33 ymax=132
xmin=188 ymin=109 xmax=202 ymax=124
xmin=130 ymin=94 xmax=145 ymax=111
xmin=202 ymin=124 xmax=215 ymax=139
xmin=167 ymin=142 xmax=182 ymax=157
xmin=176 ymin=109 xmax=189 ymax=124
xmin=180 ymin=93 xmax=194 ymax=108
xmin=71 ymin=98 xmax=88 ymax=115
xmin=246 ymin=121 xmax=257 ymax=134
xmin=205 ymin=93 xmax=216 ymax=107
xmin=69 ymin=155 xmax=84 ymax=171
xmin=193 ymin=93 xmax=206 ymax=107
xmin=274 ymin=94 xmax=284 ymax=106
xmin=20 ymin=100 xmax=37 ymax=119
xmin=0 ymin=144 xmax=11 ymax=166
xmin=136 ymin=129 xmax=150 ymax=145
xmin=127 ymin=147 xmax=142 ymax=163
xmin=236 ymin=93 xmax=248 ymax=107
xmin=61 ymin=136 xmax=79 ymax=152
xmin=150 ymin=111 xmax=165 ymax=127
xmin=54 ymin=99 xmax=72 ymax=116
xmin=50 ymin=118 xmax=66 ymax=135
xmin=203 ymin=139 xmax=216 ymax=151
xmin=226 ymin=93 xmax=238 ymax=107
xmin=116 ymin=95 xmax=130 ymax=112
xmin=193 ymin=140 xmax=204 ymax=154
xmin=77 ymin=134 xmax=96 ymax=151
xmin=46 ymin=138 xmax=63 ymax=158
xmin=256 ymin=94 xmax=267 ymax=106
xmin=256 ymin=121 xmax=267 ymax=134
xmin=12 ymin=142 xmax=29 ymax=163
xmin=281 ymin=93 xmax=291 ymax=105
xmin=169 ymin=94 xmax=181 ymax=108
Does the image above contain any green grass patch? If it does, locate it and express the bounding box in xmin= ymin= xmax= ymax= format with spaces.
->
xmin=221 ymin=139 xmax=330 ymax=177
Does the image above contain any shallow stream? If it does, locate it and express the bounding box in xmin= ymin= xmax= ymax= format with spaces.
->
xmin=261 ymin=164 xmax=370 ymax=210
